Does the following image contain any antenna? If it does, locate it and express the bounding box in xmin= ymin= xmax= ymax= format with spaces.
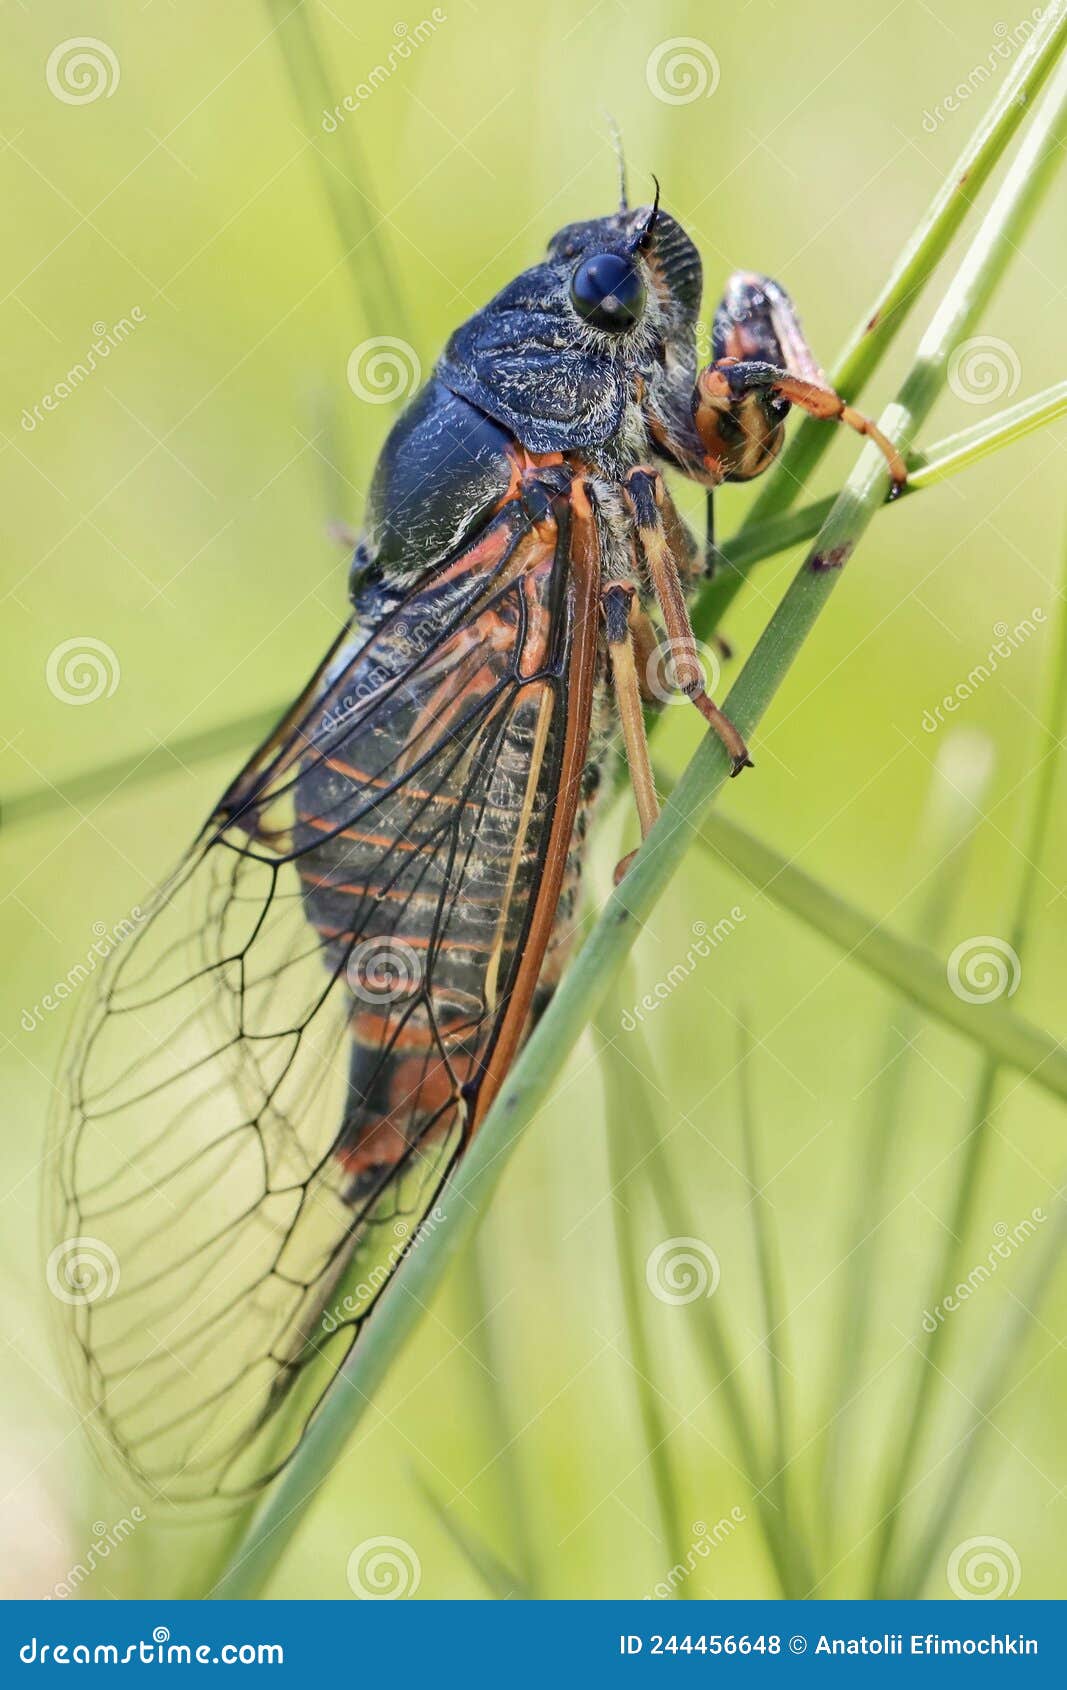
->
xmin=628 ymin=175 xmax=661 ymax=253
xmin=603 ymin=112 xmax=629 ymax=212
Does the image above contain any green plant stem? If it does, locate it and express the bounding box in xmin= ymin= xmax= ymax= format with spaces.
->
xmin=601 ymin=1008 xmax=805 ymax=1599
xmin=211 ymin=52 xmax=1067 ymax=1598
xmin=706 ymin=381 xmax=1067 ymax=613
xmin=871 ymin=501 xmax=1067 ymax=1596
xmin=593 ymin=1005 xmax=691 ymax=1594
xmin=816 ymin=738 xmax=994 ymax=1571
xmin=905 ymin=381 xmax=1067 ymax=483
xmin=735 ymin=1021 xmax=807 ymax=1589
xmin=2 ymin=708 xmax=279 ymax=832
xmin=452 ymin=1233 xmax=539 ymax=1594
xmin=894 ymin=1186 xmax=1067 ymax=1598
xmin=414 ymin=1472 xmax=529 ymax=1599
xmin=595 ymin=988 xmax=814 ymax=1598
xmin=735 ymin=0 xmax=1067 ymax=539
xmin=684 ymin=807 xmax=1067 ymax=1104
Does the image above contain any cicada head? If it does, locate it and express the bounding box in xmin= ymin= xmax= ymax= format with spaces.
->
xmin=436 ymin=193 xmax=704 ymax=465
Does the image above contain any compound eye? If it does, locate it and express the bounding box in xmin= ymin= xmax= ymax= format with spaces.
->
xmin=570 ymin=252 xmax=646 ymax=331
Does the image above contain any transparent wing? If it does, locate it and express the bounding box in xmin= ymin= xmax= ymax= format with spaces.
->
xmin=50 ymin=495 xmax=596 ymax=1502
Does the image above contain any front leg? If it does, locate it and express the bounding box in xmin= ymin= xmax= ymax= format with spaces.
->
xmin=693 ymin=270 xmax=907 ymax=492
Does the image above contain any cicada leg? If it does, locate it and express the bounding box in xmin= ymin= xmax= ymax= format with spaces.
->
xmin=623 ymin=466 xmax=753 ymax=778
xmin=603 ymin=583 xmax=660 ymax=818
xmin=696 ymin=270 xmax=907 ymax=493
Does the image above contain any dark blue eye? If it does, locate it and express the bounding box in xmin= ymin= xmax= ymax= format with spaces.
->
xmin=570 ymin=253 xmax=646 ymax=330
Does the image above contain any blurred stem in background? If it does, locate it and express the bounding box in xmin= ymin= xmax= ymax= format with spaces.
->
xmin=816 ymin=730 xmax=996 ymax=1573
xmin=415 ymin=1463 xmax=530 ymax=1600
xmin=594 ymin=987 xmax=814 ymax=1598
xmin=895 ymin=1185 xmax=1067 ymax=1598
xmin=871 ymin=503 xmax=1067 ymax=1597
xmin=594 ymin=997 xmax=692 ymax=1596
xmin=262 ymin=0 xmax=412 ymax=346
xmin=445 ymin=1233 xmax=539 ymax=1595
xmin=681 ymin=810 xmax=1067 ymax=1104
xmin=734 ymin=1019 xmax=807 ymax=1594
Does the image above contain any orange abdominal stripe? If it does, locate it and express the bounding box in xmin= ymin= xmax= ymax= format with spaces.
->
xmin=336 ymin=1047 xmax=477 ymax=1175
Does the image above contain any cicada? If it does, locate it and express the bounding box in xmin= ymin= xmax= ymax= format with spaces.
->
xmin=50 ymin=183 xmax=904 ymax=1503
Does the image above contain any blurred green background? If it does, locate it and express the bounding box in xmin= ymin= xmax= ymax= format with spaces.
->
xmin=2 ymin=0 xmax=1065 ymax=1601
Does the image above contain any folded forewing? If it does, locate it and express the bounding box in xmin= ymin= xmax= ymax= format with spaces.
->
xmin=51 ymin=495 xmax=597 ymax=1501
